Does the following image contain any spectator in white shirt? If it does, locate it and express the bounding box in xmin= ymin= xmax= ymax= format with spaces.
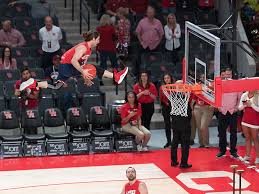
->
xmin=164 ymin=13 xmax=181 ymax=66
xmin=39 ymin=16 xmax=62 ymax=70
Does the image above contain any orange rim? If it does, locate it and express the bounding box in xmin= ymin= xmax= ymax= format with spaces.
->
xmin=162 ymin=83 xmax=202 ymax=94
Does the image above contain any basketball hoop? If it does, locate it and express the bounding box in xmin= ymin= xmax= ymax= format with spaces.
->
xmin=162 ymin=83 xmax=202 ymax=117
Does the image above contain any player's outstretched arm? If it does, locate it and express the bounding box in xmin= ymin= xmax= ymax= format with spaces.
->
xmin=139 ymin=182 xmax=148 ymax=194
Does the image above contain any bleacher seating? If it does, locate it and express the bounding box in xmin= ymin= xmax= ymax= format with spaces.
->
xmin=89 ymin=106 xmax=114 ymax=153
xmin=66 ymin=107 xmax=91 ymax=154
xmin=44 ymin=108 xmax=69 ymax=155
xmin=77 ymin=78 xmax=105 ymax=115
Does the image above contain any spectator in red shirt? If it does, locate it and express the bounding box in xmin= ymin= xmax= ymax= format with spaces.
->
xmin=159 ymin=73 xmax=174 ymax=148
xmin=129 ymin=0 xmax=148 ymax=15
xmin=115 ymin=7 xmax=131 ymax=57
xmin=0 ymin=46 xmax=17 ymax=70
xmin=96 ymin=14 xmax=118 ymax=71
xmin=105 ymin=0 xmax=129 ymax=23
xmin=133 ymin=70 xmax=158 ymax=130
xmin=15 ymin=67 xmax=40 ymax=110
xmin=121 ymin=91 xmax=151 ymax=151
xmin=198 ymin=0 xmax=214 ymax=9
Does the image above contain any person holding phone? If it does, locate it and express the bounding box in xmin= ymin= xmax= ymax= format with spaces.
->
xmin=120 ymin=91 xmax=151 ymax=151
xmin=238 ymin=90 xmax=259 ymax=164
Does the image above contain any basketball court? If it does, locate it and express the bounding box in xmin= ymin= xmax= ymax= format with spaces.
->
xmin=0 ymin=147 xmax=258 ymax=194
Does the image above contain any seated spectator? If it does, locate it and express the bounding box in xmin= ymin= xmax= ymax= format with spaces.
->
xmin=115 ymin=7 xmax=131 ymax=57
xmin=129 ymin=0 xmax=148 ymax=15
xmin=9 ymin=0 xmax=57 ymax=19
xmin=39 ymin=16 xmax=62 ymax=70
xmin=15 ymin=67 xmax=40 ymax=110
xmin=0 ymin=20 xmax=26 ymax=48
xmin=0 ymin=46 xmax=17 ymax=70
xmin=105 ymin=0 xmax=129 ymax=23
xmin=136 ymin=5 xmax=164 ymax=52
xmin=162 ymin=0 xmax=177 ymax=15
xmin=198 ymin=0 xmax=214 ymax=9
xmin=96 ymin=14 xmax=118 ymax=71
xmin=45 ymin=55 xmax=60 ymax=83
xmin=120 ymin=91 xmax=151 ymax=151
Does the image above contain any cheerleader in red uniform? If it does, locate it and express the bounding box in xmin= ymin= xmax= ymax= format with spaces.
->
xmin=238 ymin=90 xmax=259 ymax=164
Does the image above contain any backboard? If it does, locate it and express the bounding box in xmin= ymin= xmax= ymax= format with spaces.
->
xmin=184 ymin=21 xmax=221 ymax=107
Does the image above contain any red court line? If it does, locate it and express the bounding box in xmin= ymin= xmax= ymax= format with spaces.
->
xmin=0 ymin=177 xmax=170 ymax=192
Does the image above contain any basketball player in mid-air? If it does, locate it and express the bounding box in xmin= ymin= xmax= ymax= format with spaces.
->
xmin=19 ymin=30 xmax=128 ymax=91
xmin=120 ymin=167 xmax=148 ymax=194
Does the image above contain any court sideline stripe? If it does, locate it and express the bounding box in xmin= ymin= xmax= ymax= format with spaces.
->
xmin=0 ymin=177 xmax=170 ymax=191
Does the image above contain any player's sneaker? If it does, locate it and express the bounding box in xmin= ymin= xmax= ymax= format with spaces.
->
xmin=114 ymin=67 xmax=128 ymax=84
xmin=52 ymin=80 xmax=65 ymax=90
xmin=19 ymin=78 xmax=37 ymax=91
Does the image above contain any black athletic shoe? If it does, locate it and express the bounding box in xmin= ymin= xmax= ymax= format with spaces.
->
xmin=164 ymin=142 xmax=171 ymax=148
xmin=47 ymin=80 xmax=65 ymax=90
xmin=180 ymin=164 xmax=192 ymax=168
xmin=230 ymin=152 xmax=240 ymax=159
xmin=216 ymin=152 xmax=226 ymax=158
xmin=171 ymin=161 xmax=179 ymax=167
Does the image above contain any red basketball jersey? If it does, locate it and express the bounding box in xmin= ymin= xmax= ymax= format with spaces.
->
xmin=61 ymin=42 xmax=92 ymax=64
xmin=124 ymin=180 xmax=141 ymax=194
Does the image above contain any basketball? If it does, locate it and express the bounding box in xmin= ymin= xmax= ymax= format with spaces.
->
xmin=82 ymin=64 xmax=97 ymax=79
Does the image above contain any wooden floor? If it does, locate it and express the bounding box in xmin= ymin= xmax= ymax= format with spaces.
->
xmin=0 ymin=164 xmax=187 ymax=194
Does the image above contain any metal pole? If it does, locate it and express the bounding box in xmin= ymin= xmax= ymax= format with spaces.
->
xmin=231 ymin=0 xmax=238 ymax=71
xmin=72 ymin=0 xmax=75 ymax=21
xmin=230 ymin=165 xmax=238 ymax=194
xmin=88 ymin=6 xmax=90 ymax=31
xmin=79 ymin=0 xmax=82 ymax=34
xmin=64 ymin=0 xmax=67 ymax=8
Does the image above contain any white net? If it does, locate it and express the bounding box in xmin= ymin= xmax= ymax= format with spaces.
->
xmin=163 ymin=89 xmax=190 ymax=117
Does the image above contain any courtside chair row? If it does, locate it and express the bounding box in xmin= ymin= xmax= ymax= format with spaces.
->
xmin=0 ymin=105 xmax=136 ymax=158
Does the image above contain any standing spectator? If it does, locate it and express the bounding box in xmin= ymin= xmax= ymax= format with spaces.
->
xmin=133 ymin=71 xmax=158 ymax=130
xmin=9 ymin=0 xmax=57 ymax=19
xmin=136 ymin=5 xmax=164 ymax=52
xmin=171 ymin=81 xmax=192 ymax=168
xmin=193 ymin=80 xmax=214 ymax=148
xmin=39 ymin=16 xmax=62 ymax=70
xmin=0 ymin=46 xmax=17 ymax=70
xmin=45 ymin=55 xmax=60 ymax=83
xmin=96 ymin=14 xmax=118 ymax=75
xmin=116 ymin=7 xmax=131 ymax=57
xmin=164 ymin=13 xmax=181 ymax=66
xmin=238 ymin=90 xmax=259 ymax=164
xmin=217 ymin=68 xmax=241 ymax=158
xmin=15 ymin=67 xmax=40 ymax=110
xmin=0 ymin=20 xmax=26 ymax=48
xmin=162 ymin=0 xmax=177 ymax=15
xmin=105 ymin=0 xmax=129 ymax=23
xmin=159 ymin=73 xmax=174 ymax=148
xmin=120 ymin=91 xmax=151 ymax=151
